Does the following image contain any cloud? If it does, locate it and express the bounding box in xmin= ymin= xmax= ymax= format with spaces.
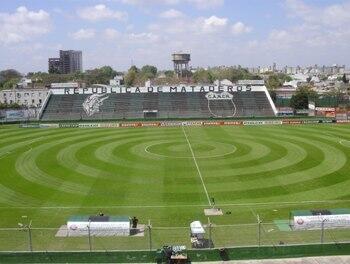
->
xmin=187 ymin=0 xmax=224 ymax=9
xmin=71 ymin=28 xmax=95 ymax=40
xmin=231 ymin=22 xmax=252 ymax=35
xmin=240 ymin=0 xmax=350 ymax=65
xmin=103 ymin=28 xmax=120 ymax=39
xmin=120 ymin=0 xmax=224 ymax=9
xmin=0 ymin=6 xmax=51 ymax=45
xmin=160 ymin=9 xmax=184 ymax=19
xmin=285 ymin=0 xmax=350 ymax=27
xmin=128 ymin=32 xmax=160 ymax=43
xmin=121 ymin=0 xmax=179 ymax=6
xmin=78 ymin=4 xmax=128 ymax=21
xmin=202 ymin=16 xmax=228 ymax=32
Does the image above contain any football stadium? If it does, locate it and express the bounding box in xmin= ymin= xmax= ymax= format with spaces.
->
xmin=1 ymin=79 xmax=350 ymax=262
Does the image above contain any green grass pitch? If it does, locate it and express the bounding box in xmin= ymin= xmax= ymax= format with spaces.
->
xmin=0 ymin=123 xmax=350 ymax=251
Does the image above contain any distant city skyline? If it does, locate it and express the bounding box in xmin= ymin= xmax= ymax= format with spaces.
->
xmin=0 ymin=0 xmax=350 ymax=73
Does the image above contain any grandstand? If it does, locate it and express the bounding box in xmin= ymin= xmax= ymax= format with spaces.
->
xmin=40 ymin=83 xmax=276 ymax=121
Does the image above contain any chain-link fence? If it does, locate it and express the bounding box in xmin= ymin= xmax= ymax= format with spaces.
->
xmin=1 ymin=220 xmax=350 ymax=252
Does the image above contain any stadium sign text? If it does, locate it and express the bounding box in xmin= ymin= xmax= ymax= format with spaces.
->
xmin=50 ymin=85 xmax=266 ymax=95
xmin=205 ymin=91 xmax=233 ymax=100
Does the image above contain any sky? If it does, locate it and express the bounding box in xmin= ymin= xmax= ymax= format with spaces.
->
xmin=0 ymin=0 xmax=349 ymax=73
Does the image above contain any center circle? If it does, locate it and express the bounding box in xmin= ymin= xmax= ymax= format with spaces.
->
xmin=145 ymin=141 xmax=236 ymax=159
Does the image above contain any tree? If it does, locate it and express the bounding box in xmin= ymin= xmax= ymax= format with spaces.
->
xmin=141 ymin=65 xmax=157 ymax=79
xmin=129 ymin=65 xmax=139 ymax=73
xmin=266 ymin=73 xmax=292 ymax=90
xmin=164 ymin=70 xmax=175 ymax=78
xmin=290 ymin=86 xmax=318 ymax=110
xmin=0 ymin=69 xmax=21 ymax=82
xmin=209 ymin=67 xmax=261 ymax=83
xmin=99 ymin=66 xmax=117 ymax=79
xmin=193 ymin=69 xmax=214 ymax=83
xmin=2 ymin=79 xmax=19 ymax=90
xmin=84 ymin=66 xmax=117 ymax=85
xmin=266 ymin=74 xmax=281 ymax=90
xmin=269 ymin=90 xmax=277 ymax=102
xmin=124 ymin=66 xmax=139 ymax=87
xmin=342 ymin=74 xmax=349 ymax=84
xmin=0 ymin=69 xmax=22 ymax=89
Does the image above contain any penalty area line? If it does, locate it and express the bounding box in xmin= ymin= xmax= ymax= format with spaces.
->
xmin=182 ymin=126 xmax=212 ymax=206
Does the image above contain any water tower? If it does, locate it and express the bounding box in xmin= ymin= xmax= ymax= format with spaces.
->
xmin=172 ymin=52 xmax=191 ymax=77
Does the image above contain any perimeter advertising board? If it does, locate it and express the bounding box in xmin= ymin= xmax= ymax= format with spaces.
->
xmin=78 ymin=123 xmax=101 ymax=128
xmin=59 ymin=123 xmax=79 ymax=128
xmin=6 ymin=110 xmax=25 ymax=120
xmin=316 ymin=107 xmax=336 ymax=118
xmin=39 ymin=123 xmax=59 ymax=128
xmin=243 ymin=120 xmax=282 ymax=126
xmin=223 ymin=121 xmax=243 ymax=126
xmin=293 ymin=214 xmax=350 ymax=230
xmin=282 ymin=120 xmax=302 ymax=125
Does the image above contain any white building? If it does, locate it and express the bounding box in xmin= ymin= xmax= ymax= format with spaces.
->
xmin=17 ymin=78 xmax=32 ymax=88
xmin=0 ymin=88 xmax=50 ymax=107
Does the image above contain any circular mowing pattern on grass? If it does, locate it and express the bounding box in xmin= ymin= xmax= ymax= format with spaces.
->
xmin=144 ymin=141 xmax=237 ymax=159
xmin=339 ymin=140 xmax=350 ymax=147
xmin=0 ymin=125 xmax=349 ymax=207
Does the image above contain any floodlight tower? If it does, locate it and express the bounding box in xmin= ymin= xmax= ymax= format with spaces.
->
xmin=172 ymin=52 xmax=191 ymax=78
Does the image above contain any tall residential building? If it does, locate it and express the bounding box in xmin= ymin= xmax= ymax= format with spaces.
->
xmin=48 ymin=50 xmax=83 ymax=74
xmin=59 ymin=50 xmax=82 ymax=74
xmin=48 ymin=58 xmax=61 ymax=74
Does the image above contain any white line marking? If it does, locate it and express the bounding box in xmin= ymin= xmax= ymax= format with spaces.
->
xmin=144 ymin=142 xmax=236 ymax=159
xmin=182 ymin=126 xmax=212 ymax=205
xmin=0 ymin=199 xmax=349 ymax=210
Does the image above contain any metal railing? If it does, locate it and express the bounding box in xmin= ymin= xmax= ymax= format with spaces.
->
xmin=0 ymin=221 xmax=349 ymax=252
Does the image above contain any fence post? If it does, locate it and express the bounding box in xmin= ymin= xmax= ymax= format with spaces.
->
xmin=28 ymin=220 xmax=33 ymax=252
xmin=148 ymin=220 xmax=152 ymax=251
xmin=321 ymin=219 xmax=325 ymax=244
xmin=208 ymin=217 xmax=212 ymax=248
xmin=88 ymin=220 xmax=92 ymax=252
xmin=257 ymin=214 xmax=261 ymax=247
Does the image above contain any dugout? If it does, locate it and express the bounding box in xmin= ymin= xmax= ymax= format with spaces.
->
xmin=290 ymin=209 xmax=350 ymax=230
xmin=67 ymin=215 xmax=130 ymax=236
xmin=190 ymin=221 xmax=205 ymax=239
xmin=143 ymin=110 xmax=158 ymax=118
